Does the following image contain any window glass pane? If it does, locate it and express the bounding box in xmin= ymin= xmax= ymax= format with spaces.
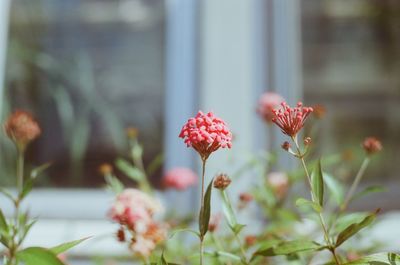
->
xmin=301 ymin=0 xmax=400 ymax=209
xmin=2 ymin=0 xmax=165 ymax=188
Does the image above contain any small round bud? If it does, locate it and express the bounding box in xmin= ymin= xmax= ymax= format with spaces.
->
xmin=213 ymin=174 xmax=231 ymax=190
xmin=126 ymin=127 xmax=139 ymax=139
xmin=99 ymin=163 xmax=113 ymax=175
xmin=281 ymin=141 xmax=291 ymax=151
xmin=117 ymin=227 xmax=126 ymax=242
xmin=4 ymin=110 xmax=41 ymax=150
xmin=362 ymin=137 xmax=382 ymax=155
xmin=239 ymin=192 xmax=253 ymax=203
xmin=304 ymin=137 xmax=312 ymax=146
xmin=245 ymin=235 xmax=257 ymax=246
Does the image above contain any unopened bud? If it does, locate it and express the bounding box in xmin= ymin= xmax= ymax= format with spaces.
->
xmin=117 ymin=228 xmax=126 ymax=242
xmin=239 ymin=192 xmax=253 ymax=203
xmin=362 ymin=137 xmax=382 ymax=155
xmin=245 ymin=235 xmax=257 ymax=246
xmin=304 ymin=137 xmax=312 ymax=146
xmin=99 ymin=163 xmax=113 ymax=175
xmin=126 ymin=127 xmax=139 ymax=139
xmin=281 ymin=141 xmax=291 ymax=151
xmin=213 ymin=174 xmax=231 ymax=190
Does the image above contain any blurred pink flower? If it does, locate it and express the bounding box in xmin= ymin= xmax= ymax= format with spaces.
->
xmin=109 ymin=189 xmax=163 ymax=228
xmin=267 ymin=172 xmax=289 ymax=199
xmin=272 ymin=102 xmax=313 ymax=137
xmin=179 ymin=111 xmax=232 ymax=160
xmin=257 ymin=92 xmax=285 ymax=123
xmin=163 ymin=167 xmax=197 ymax=190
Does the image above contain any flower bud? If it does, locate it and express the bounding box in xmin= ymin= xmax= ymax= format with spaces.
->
xmin=4 ymin=110 xmax=41 ymax=150
xmin=281 ymin=141 xmax=291 ymax=151
xmin=239 ymin=192 xmax=253 ymax=203
xmin=213 ymin=174 xmax=231 ymax=190
xmin=126 ymin=127 xmax=139 ymax=139
xmin=99 ymin=163 xmax=113 ymax=175
xmin=245 ymin=235 xmax=257 ymax=246
xmin=362 ymin=137 xmax=382 ymax=155
xmin=304 ymin=137 xmax=312 ymax=146
xmin=117 ymin=227 xmax=126 ymax=242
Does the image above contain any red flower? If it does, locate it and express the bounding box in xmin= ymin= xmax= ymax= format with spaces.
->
xmin=4 ymin=110 xmax=41 ymax=149
xmin=179 ymin=111 xmax=232 ymax=160
xmin=271 ymin=102 xmax=313 ymax=137
xmin=362 ymin=137 xmax=382 ymax=155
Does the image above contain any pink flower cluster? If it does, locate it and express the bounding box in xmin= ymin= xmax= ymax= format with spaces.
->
xmin=272 ymin=102 xmax=313 ymax=137
xmin=179 ymin=111 xmax=232 ymax=160
xmin=257 ymin=92 xmax=285 ymax=123
xmin=163 ymin=167 xmax=197 ymax=190
xmin=109 ymin=189 xmax=166 ymax=257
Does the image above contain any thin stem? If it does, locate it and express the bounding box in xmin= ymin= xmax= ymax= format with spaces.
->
xmin=341 ymin=157 xmax=370 ymax=211
xmin=331 ymin=248 xmax=341 ymax=265
xmin=199 ymin=158 xmax=206 ymax=265
xmin=234 ymin=233 xmax=248 ymax=265
xmin=292 ymin=137 xmax=340 ymax=265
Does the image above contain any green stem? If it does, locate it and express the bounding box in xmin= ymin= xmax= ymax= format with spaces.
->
xmin=234 ymin=233 xmax=248 ymax=265
xmin=292 ymin=137 xmax=340 ymax=265
xmin=199 ymin=158 xmax=206 ymax=265
xmin=341 ymin=157 xmax=370 ymax=211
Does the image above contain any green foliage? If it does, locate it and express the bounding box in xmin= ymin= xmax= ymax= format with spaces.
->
xmin=253 ymin=240 xmax=324 ymax=258
xmin=199 ymin=179 xmax=214 ymax=238
xmin=343 ymin=252 xmax=400 ymax=264
xmin=115 ymin=158 xmax=145 ymax=183
xmin=220 ymin=190 xmax=245 ymax=235
xmin=295 ymin=197 xmax=322 ymax=212
xmin=17 ymin=247 xmax=65 ymax=265
xmin=311 ymin=159 xmax=324 ymax=207
xmin=335 ymin=210 xmax=379 ymax=247
xmin=50 ymin=237 xmax=91 ymax=255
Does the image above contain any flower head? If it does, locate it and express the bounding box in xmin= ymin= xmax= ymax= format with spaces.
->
xmin=257 ymin=92 xmax=285 ymax=123
xmin=163 ymin=167 xmax=197 ymax=190
xmin=213 ymin=173 xmax=231 ymax=190
xmin=109 ymin=189 xmax=163 ymax=228
xmin=362 ymin=137 xmax=382 ymax=155
xmin=179 ymin=111 xmax=232 ymax=160
xmin=4 ymin=110 xmax=41 ymax=150
xmin=99 ymin=163 xmax=113 ymax=175
xmin=271 ymin=102 xmax=313 ymax=137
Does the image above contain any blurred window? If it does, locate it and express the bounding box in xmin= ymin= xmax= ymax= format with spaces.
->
xmin=301 ymin=0 xmax=400 ymax=209
xmin=2 ymin=0 xmax=166 ymax=188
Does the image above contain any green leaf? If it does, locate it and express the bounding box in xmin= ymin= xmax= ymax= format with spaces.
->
xmin=343 ymin=252 xmax=400 ymax=264
xmin=115 ymin=158 xmax=145 ymax=183
xmin=335 ymin=209 xmax=379 ymax=247
xmin=157 ymin=252 xmax=168 ymax=265
xmin=104 ymin=175 xmax=124 ymax=194
xmin=30 ymin=162 xmax=52 ymax=179
xmin=169 ymin=228 xmax=200 ymax=239
xmin=50 ymin=237 xmax=90 ymax=255
xmin=351 ymin=186 xmax=385 ymax=203
xmin=295 ymin=198 xmax=322 ymax=213
xmin=311 ymin=159 xmax=324 ymax=206
xmin=333 ymin=212 xmax=368 ymax=234
xmin=324 ymin=172 xmax=345 ymax=205
xmin=199 ymin=178 xmax=213 ymax=238
xmin=0 ymin=188 xmax=15 ymax=203
xmin=205 ymin=251 xmax=242 ymax=261
xmin=146 ymin=153 xmax=164 ymax=177
xmin=253 ymin=240 xmax=323 ymax=257
xmin=17 ymin=247 xmax=66 ymax=265
xmin=0 ymin=209 xmax=9 ymax=234
xmin=220 ymin=190 xmax=244 ymax=234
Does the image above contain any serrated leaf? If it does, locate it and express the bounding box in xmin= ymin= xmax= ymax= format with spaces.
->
xmin=199 ymin=178 xmax=213 ymax=238
xmin=324 ymin=172 xmax=344 ymax=205
xmin=343 ymin=252 xmax=400 ymax=264
xmin=295 ymin=198 xmax=322 ymax=213
xmin=115 ymin=158 xmax=145 ymax=183
xmin=335 ymin=209 xmax=379 ymax=247
xmin=17 ymin=247 xmax=66 ymax=265
xmin=351 ymin=186 xmax=385 ymax=203
xmin=253 ymin=240 xmax=323 ymax=257
xmin=50 ymin=237 xmax=90 ymax=255
xmin=311 ymin=159 xmax=324 ymax=206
